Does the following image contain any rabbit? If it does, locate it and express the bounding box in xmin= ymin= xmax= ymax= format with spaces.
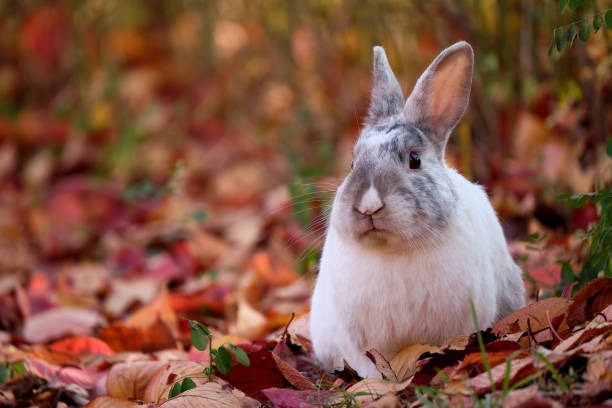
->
xmin=309 ymin=42 xmax=525 ymax=378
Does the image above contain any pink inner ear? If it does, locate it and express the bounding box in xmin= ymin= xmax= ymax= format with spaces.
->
xmin=430 ymin=52 xmax=472 ymax=129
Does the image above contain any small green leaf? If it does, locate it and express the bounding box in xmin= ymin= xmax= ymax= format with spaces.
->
xmin=0 ymin=366 xmax=10 ymax=383
xmin=607 ymin=137 xmax=612 ymax=158
xmin=169 ymin=381 xmax=182 ymax=398
xmin=181 ymin=377 xmax=196 ymax=393
xmin=559 ymin=0 xmax=568 ymax=14
xmin=214 ymin=345 xmax=233 ymax=374
xmin=593 ymin=14 xmax=603 ymax=33
xmin=555 ymin=28 xmax=566 ymax=52
xmin=567 ymin=23 xmax=578 ymax=47
xmin=189 ymin=321 xmax=209 ymax=351
xmin=11 ymin=363 xmax=25 ymax=378
xmin=606 ymin=9 xmax=612 ymax=29
xmin=568 ymin=0 xmax=582 ymax=9
xmin=578 ymin=19 xmax=590 ymax=41
xmin=548 ymin=38 xmax=554 ymax=56
xmin=191 ymin=209 xmax=207 ymax=223
xmin=228 ymin=344 xmax=250 ymax=367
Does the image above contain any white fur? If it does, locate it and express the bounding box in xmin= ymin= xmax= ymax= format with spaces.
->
xmin=310 ymin=169 xmax=522 ymax=377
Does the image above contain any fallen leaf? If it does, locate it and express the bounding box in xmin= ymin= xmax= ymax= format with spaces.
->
xmin=363 ymin=392 xmax=401 ymax=408
xmin=270 ymin=352 xmax=316 ymax=390
xmin=24 ymin=357 xmax=105 ymax=390
xmin=390 ymin=344 xmax=440 ymax=381
xmin=501 ymin=385 xmax=539 ymax=408
xmin=567 ymin=277 xmax=612 ymax=326
xmin=103 ymin=279 xmax=159 ymax=318
xmin=252 ymin=252 xmax=298 ymax=287
xmin=346 ymin=378 xmax=411 ymax=404
xmin=83 ymin=396 xmax=143 ymax=408
xmin=50 ymin=336 xmax=114 ymax=355
xmin=99 ymin=318 xmax=176 ymax=352
xmin=143 ymin=360 xmax=207 ymax=404
xmin=126 ymin=286 xmax=178 ymax=336
xmin=160 ymin=382 xmax=259 ymax=408
xmin=367 ymin=348 xmax=399 ymax=381
xmin=262 ymin=387 xmax=340 ymax=408
xmin=106 ymin=360 xmax=166 ymax=399
xmin=218 ymin=348 xmax=284 ymax=399
xmin=554 ymin=321 xmax=612 ymax=353
xmin=22 ymin=307 xmax=106 ymax=344
xmin=492 ymin=297 xmax=572 ymax=337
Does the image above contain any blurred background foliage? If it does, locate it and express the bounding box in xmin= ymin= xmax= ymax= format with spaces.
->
xmin=0 ymin=0 xmax=611 ymax=292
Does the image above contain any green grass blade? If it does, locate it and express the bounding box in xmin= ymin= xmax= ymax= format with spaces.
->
xmin=531 ymin=350 xmax=569 ymax=393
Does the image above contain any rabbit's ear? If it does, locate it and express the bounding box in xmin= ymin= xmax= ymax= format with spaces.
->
xmin=366 ymin=46 xmax=404 ymax=126
xmin=403 ymin=41 xmax=473 ymax=155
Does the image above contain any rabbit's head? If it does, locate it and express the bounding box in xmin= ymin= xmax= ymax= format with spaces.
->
xmin=331 ymin=42 xmax=474 ymax=251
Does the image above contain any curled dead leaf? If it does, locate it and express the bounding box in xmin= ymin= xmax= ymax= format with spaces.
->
xmin=346 ymin=378 xmax=411 ymax=404
xmin=567 ymin=277 xmax=612 ymax=327
xmin=366 ymin=348 xmax=398 ymax=381
xmin=106 ymin=360 xmax=166 ymax=399
xmin=160 ymin=382 xmax=259 ymax=408
xmin=143 ymin=360 xmax=207 ymax=404
xmin=389 ymin=344 xmax=440 ymax=381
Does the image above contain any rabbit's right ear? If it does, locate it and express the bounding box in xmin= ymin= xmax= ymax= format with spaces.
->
xmin=403 ymin=42 xmax=473 ymax=156
xmin=365 ymin=46 xmax=404 ymax=126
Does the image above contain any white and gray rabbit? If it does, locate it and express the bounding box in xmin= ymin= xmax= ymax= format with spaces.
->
xmin=310 ymin=42 xmax=525 ymax=378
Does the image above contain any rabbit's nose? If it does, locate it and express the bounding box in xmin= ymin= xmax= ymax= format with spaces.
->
xmin=356 ymin=186 xmax=384 ymax=215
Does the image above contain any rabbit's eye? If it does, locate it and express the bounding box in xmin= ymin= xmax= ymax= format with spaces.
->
xmin=409 ymin=152 xmax=421 ymax=169
xmin=350 ymin=159 xmax=354 ymax=169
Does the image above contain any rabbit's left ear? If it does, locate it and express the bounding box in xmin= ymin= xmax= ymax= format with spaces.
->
xmin=404 ymin=41 xmax=473 ymax=155
xmin=366 ymin=46 xmax=405 ymax=126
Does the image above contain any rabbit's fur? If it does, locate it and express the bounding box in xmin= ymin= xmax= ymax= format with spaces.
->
xmin=310 ymin=42 xmax=525 ymax=378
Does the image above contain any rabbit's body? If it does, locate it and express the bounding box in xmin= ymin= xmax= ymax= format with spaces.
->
xmin=310 ymin=42 xmax=525 ymax=378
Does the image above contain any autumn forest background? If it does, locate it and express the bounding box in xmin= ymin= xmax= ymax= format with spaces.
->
xmin=1 ymin=1 xmax=612 ymax=407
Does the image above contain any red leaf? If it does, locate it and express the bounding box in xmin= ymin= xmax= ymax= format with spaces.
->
xmin=218 ymin=348 xmax=285 ymax=400
xmin=50 ymin=336 xmax=114 ymax=355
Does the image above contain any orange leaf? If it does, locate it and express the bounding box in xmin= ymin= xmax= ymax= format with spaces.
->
xmin=99 ymin=318 xmax=176 ymax=352
xmin=50 ymin=336 xmax=114 ymax=355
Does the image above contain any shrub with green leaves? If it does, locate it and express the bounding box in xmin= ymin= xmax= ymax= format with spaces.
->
xmin=168 ymin=320 xmax=250 ymax=398
xmin=555 ymin=139 xmax=612 ymax=291
xmin=549 ymin=0 xmax=612 ymax=55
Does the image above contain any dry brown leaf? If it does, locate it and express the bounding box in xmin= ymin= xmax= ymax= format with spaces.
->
xmin=440 ymin=334 xmax=471 ymax=350
xmin=270 ymin=352 xmax=316 ymax=390
xmin=106 ymin=360 xmax=166 ymax=399
xmin=160 ymin=382 xmax=259 ymax=408
xmin=446 ymin=357 xmax=534 ymax=395
xmin=567 ymin=277 xmax=612 ymax=326
xmin=363 ymin=392 xmax=401 ymax=408
xmin=555 ymin=321 xmax=612 ymax=353
xmin=390 ymin=344 xmax=440 ymax=381
xmin=367 ymin=348 xmax=398 ymax=381
xmin=501 ymin=384 xmax=539 ymax=408
xmin=230 ymin=299 xmax=267 ymax=339
xmin=583 ymin=350 xmax=612 ymax=383
xmin=346 ymin=378 xmax=411 ymax=404
xmin=143 ymin=360 xmax=207 ymax=404
xmin=126 ymin=286 xmax=178 ymax=336
xmin=83 ymin=396 xmax=143 ymax=408
xmin=492 ymin=297 xmax=572 ymax=337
